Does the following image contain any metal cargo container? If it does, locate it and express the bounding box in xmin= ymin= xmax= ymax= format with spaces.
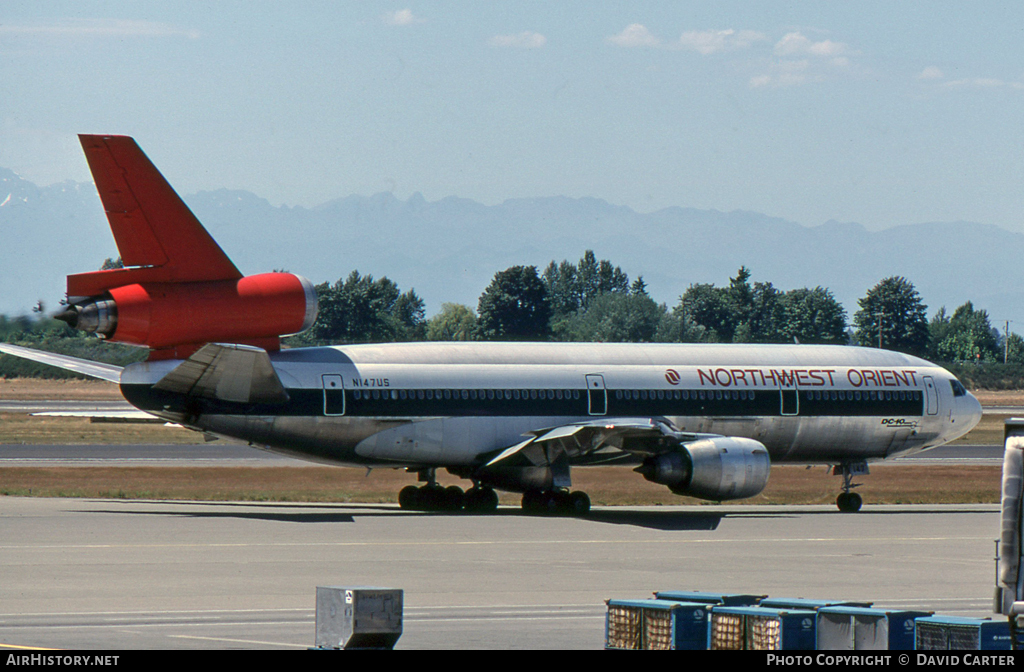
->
xmin=915 ymin=616 xmax=1011 ymax=651
xmin=314 ymin=586 xmax=403 ymax=650
xmin=816 ymin=607 xmax=930 ymax=650
xmin=654 ymin=590 xmax=763 ymax=606
xmin=709 ymin=606 xmax=817 ymax=650
xmin=759 ymin=597 xmax=872 ymax=611
xmin=605 ymin=599 xmax=711 ymax=650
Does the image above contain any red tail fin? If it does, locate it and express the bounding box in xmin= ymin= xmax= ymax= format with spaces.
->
xmin=68 ymin=135 xmax=241 ymax=297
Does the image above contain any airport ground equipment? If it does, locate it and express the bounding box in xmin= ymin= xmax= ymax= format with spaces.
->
xmin=708 ymin=605 xmax=817 ymax=650
xmin=993 ymin=418 xmax=1024 ymax=648
xmin=759 ymin=597 xmax=872 ymax=611
xmin=653 ymin=590 xmax=763 ymax=606
xmin=914 ymin=616 xmax=1011 ymax=651
xmin=605 ymin=599 xmax=711 ymax=650
xmin=314 ymin=586 xmax=403 ymax=650
xmin=815 ymin=607 xmax=929 ymax=650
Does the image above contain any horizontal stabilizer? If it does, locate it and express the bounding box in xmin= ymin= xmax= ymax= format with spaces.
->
xmin=0 ymin=343 xmax=123 ymax=383
xmin=153 ymin=343 xmax=288 ymax=404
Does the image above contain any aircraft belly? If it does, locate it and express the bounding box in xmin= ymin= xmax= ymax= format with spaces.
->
xmin=355 ymin=415 xmax=580 ymax=466
xmin=672 ymin=415 xmax=898 ymax=462
xmin=195 ymin=414 xmax=402 ymax=467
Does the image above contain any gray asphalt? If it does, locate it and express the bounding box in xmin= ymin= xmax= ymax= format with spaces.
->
xmin=0 ymin=498 xmax=1003 ymax=650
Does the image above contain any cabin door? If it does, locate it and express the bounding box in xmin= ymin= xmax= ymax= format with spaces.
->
xmin=585 ymin=374 xmax=607 ymax=416
xmin=322 ymin=374 xmax=346 ymax=416
xmin=923 ymin=376 xmax=939 ymax=415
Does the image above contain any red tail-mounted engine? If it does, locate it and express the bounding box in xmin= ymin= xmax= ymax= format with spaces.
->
xmin=56 ymin=272 xmax=318 ymax=359
xmin=60 ymin=135 xmax=320 ymax=360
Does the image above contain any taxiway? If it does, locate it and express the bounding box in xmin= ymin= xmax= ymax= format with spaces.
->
xmin=0 ymin=498 xmax=1001 ymax=649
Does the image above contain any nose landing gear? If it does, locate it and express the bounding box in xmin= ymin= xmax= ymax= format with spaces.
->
xmin=833 ymin=462 xmax=868 ymax=513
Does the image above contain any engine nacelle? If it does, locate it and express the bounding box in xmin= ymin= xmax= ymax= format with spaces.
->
xmin=635 ymin=436 xmax=771 ymax=501
xmin=57 ymin=272 xmax=318 ymax=351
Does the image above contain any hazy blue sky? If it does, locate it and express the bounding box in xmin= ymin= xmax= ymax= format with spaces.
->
xmin=2 ymin=2 xmax=1023 ymax=231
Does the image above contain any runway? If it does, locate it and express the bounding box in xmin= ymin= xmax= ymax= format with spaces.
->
xmin=0 ymin=498 xmax=1002 ymax=650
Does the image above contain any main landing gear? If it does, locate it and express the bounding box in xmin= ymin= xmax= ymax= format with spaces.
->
xmin=398 ymin=483 xmax=500 ymax=513
xmin=521 ymin=489 xmax=591 ymax=516
xmin=396 ymin=470 xmax=592 ymax=516
xmin=833 ymin=462 xmax=868 ymax=513
xmin=398 ymin=470 xmax=499 ymax=513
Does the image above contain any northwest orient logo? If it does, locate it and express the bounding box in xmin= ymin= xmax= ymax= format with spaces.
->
xmin=665 ymin=369 xmax=681 ymax=385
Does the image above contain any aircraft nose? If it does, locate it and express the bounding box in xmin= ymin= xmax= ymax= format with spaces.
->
xmin=963 ymin=392 xmax=983 ymax=434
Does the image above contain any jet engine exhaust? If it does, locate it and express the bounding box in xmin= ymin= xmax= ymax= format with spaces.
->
xmin=54 ymin=299 xmax=118 ymax=337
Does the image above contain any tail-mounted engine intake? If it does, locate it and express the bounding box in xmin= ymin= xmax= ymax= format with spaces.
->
xmin=56 ymin=272 xmax=318 ymax=356
xmin=635 ymin=436 xmax=771 ymax=501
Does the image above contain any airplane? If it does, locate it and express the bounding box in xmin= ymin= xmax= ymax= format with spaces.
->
xmin=0 ymin=135 xmax=984 ymax=515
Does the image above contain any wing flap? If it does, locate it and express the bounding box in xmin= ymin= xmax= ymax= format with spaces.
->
xmin=485 ymin=417 xmax=714 ymax=468
xmin=153 ymin=343 xmax=288 ymax=404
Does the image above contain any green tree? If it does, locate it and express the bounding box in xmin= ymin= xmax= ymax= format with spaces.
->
xmin=307 ymin=271 xmax=424 ymax=344
xmin=853 ymin=276 xmax=929 ymax=355
xmin=426 ymin=303 xmax=478 ymax=341
xmin=542 ymin=251 xmax=630 ymax=320
xmin=929 ymin=301 xmax=1000 ymax=362
xmin=1005 ymin=332 xmax=1024 ymax=365
xmin=779 ymin=287 xmax=848 ymax=344
xmin=554 ymin=292 xmax=666 ymax=343
xmin=477 ymin=265 xmax=552 ymax=340
xmin=678 ymin=282 xmax=735 ymax=342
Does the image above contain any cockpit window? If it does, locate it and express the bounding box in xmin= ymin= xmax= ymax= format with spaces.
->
xmin=950 ymin=379 xmax=968 ymax=397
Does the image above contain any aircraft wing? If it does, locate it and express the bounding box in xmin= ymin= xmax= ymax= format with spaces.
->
xmin=153 ymin=343 xmax=289 ymax=404
xmin=0 ymin=343 xmax=124 ymax=383
xmin=486 ymin=417 xmax=717 ymax=468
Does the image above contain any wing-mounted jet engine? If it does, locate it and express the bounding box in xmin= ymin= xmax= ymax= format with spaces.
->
xmin=633 ymin=436 xmax=771 ymax=500
xmin=464 ymin=419 xmax=771 ymax=514
xmin=55 ymin=135 xmax=317 ymax=360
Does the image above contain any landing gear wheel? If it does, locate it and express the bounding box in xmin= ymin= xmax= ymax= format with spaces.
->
xmin=568 ymin=491 xmax=591 ymax=516
xmin=464 ymin=486 xmax=499 ymax=513
xmin=836 ymin=492 xmax=862 ymax=513
xmin=521 ymin=489 xmax=591 ymax=516
xmin=521 ymin=490 xmax=545 ymax=514
xmin=398 ymin=485 xmax=420 ymax=510
xmin=443 ymin=485 xmax=465 ymax=512
xmin=418 ymin=483 xmax=446 ymax=511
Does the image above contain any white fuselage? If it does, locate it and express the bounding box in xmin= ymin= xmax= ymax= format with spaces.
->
xmin=119 ymin=341 xmax=983 ymax=470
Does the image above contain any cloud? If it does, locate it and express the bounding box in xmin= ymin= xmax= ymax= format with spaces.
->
xmin=608 ymin=25 xmax=765 ymax=53
xmin=750 ymin=59 xmax=814 ymax=88
xmin=0 ymin=19 xmax=199 ymax=39
xmin=383 ymin=9 xmax=422 ymax=26
xmin=918 ymin=66 xmax=944 ymax=80
xmin=488 ymin=32 xmax=547 ymax=49
xmin=774 ymin=32 xmax=849 ymax=58
xmin=942 ymin=77 xmax=1024 ymax=90
xmin=676 ymin=29 xmax=765 ymax=55
xmin=749 ymin=31 xmax=856 ymax=88
xmin=607 ymin=24 xmax=661 ymax=48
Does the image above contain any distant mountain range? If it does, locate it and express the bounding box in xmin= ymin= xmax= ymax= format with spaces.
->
xmin=2 ymin=166 xmax=1022 ymax=332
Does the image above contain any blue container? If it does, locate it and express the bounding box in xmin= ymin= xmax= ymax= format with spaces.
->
xmin=817 ymin=607 xmax=930 ymax=650
xmin=606 ymin=599 xmax=711 ymax=650
xmin=654 ymin=590 xmax=764 ymax=606
xmin=915 ymin=616 xmax=1012 ymax=650
xmin=760 ymin=597 xmax=872 ymax=611
xmin=708 ymin=606 xmax=817 ymax=650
